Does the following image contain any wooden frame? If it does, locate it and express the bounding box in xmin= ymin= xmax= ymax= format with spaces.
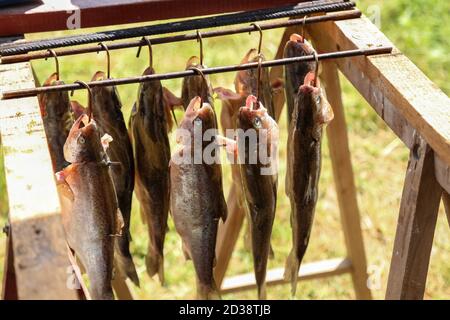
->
xmin=305 ymin=16 xmax=449 ymax=299
xmin=0 ymin=2 xmax=448 ymax=299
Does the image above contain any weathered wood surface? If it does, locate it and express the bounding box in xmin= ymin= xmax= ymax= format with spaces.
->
xmin=306 ymin=16 xmax=450 ymax=192
xmin=321 ymin=60 xmax=372 ymax=299
xmin=0 ymin=0 xmax=302 ymax=36
xmin=1 ymin=233 xmax=18 ymax=300
xmin=112 ymin=261 xmax=136 ymax=300
xmin=442 ymin=192 xmax=450 ymax=228
xmin=221 ymin=257 xmax=351 ymax=294
xmin=385 ymin=134 xmax=442 ymax=299
xmin=0 ymin=60 xmax=79 ymax=299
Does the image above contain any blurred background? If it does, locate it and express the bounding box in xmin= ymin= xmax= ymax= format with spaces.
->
xmin=0 ymin=0 xmax=449 ymax=299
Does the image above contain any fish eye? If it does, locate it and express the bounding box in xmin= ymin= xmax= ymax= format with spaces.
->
xmin=253 ymin=117 xmax=262 ymax=129
xmin=315 ymin=95 xmax=321 ymax=105
xmin=194 ymin=117 xmax=202 ymax=126
xmin=78 ymin=135 xmax=86 ymax=144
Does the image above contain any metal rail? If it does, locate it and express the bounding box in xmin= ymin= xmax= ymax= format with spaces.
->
xmin=0 ymin=10 xmax=361 ymax=65
xmin=1 ymin=46 xmax=393 ymax=100
xmin=0 ymin=0 xmax=355 ymax=56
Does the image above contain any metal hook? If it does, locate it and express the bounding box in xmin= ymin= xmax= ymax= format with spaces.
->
xmin=46 ymin=49 xmax=60 ymax=81
xmin=312 ymin=50 xmax=319 ymax=87
xmin=188 ymin=66 xmax=208 ymax=102
xmin=249 ymin=23 xmax=263 ymax=54
xmin=74 ymin=80 xmax=93 ymax=121
xmin=255 ymin=54 xmax=263 ymax=107
xmin=136 ymin=37 xmax=153 ymax=68
xmin=196 ymin=30 xmax=204 ymax=66
xmin=97 ymin=42 xmax=111 ymax=79
xmin=301 ymin=15 xmax=308 ymax=42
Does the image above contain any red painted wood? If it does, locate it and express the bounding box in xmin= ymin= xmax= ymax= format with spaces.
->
xmin=0 ymin=0 xmax=302 ymax=36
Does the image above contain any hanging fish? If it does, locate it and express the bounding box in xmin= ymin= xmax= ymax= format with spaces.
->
xmin=38 ymin=73 xmax=74 ymax=173
xmin=235 ymin=49 xmax=280 ymax=120
xmin=284 ymin=72 xmax=334 ymax=296
xmin=170 ymin=96 xmax=227 ymax=299
xmin=181 ymin=56 xmax=215 ymax=110
xmin=129 ymin=66 xmax=182 ymax=285
xmin=214 ymin=48 xmax=282 ymax=253
xmin=237 ymin=95 xmax=279 ymax=299
xmin=90 ymin=71 xmax=139 ymax=286
xmin=283 ymin=33 xmax=315 ymax=124
xmin=56 ymin=114 xmax=124 ymax=300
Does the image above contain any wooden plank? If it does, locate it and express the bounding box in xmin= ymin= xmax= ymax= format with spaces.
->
xmin=443 ymin=192 xmax=450 ymax=228
xmin=1 ymin=233 xmax=18 ymax=300
xmin=0 ymin=61 xmax=79 ymax=299
xmin=112 ymin=264 xmax=136 ymax=300
xmin=385 ymin=133 xmax=442 ymax=300
xmin=435 ymin=156 xmax=450 ymax=194
xmin=320 ymin=60 xmax=372 ymax=300
xmin=215 ymin=185 xmax=246 ymax=288
xmin=221 ymin=257 xmax=351 ymax=294
xmin=305 ymin=16 xmax=450 ymax=178
xmin=0 ymin=0 xmax=302 ymax=36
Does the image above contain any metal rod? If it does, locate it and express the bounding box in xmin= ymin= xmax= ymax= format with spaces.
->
xmin=1 ymin=47 xmax=392 ymax=100
xmin=0 ymin=10 xmax=361 ymax=65
xmin=0 ymin=0 xmax=355 ymax=56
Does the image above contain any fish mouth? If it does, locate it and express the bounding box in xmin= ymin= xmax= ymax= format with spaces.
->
xmin=289 ymin=33 xmax=304 ymax=43
xmin=71 ymin=114 xmax=96 ymax=134
xmin=186 ymin=56 xmax=201 ymax=68
xmin=299 ymin=72 xmax=320 ymax=94
xmin=43 ymin=72 xmax=62 ymax=86
xmin=91 ymin=70 xmax=106 ymax=81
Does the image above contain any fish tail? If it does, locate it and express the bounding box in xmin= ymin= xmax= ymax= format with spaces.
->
xmin=196 ymin=281 xmax=221 ymax=300
xmin=145 ymin=252 xmax=165 ymax=286
xmin=284 ymin=250 xmax=300 ymax=297
xmin=114 ymin=239 xmax=140 ymax=287
xmin=257 ymin=282 xmax=267 ymax=300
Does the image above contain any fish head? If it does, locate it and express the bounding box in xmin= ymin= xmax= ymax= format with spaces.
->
xmin=284 ymin=33 xmax=315 ymax=57
xmin=299 ymin=72 xmax=334 ymax=127
xmin=63 ymin=114 xmax=105 ymax=163
xmin=238 ymin=95 xmax=276 ymax=132
xmin=38 ymin=73 xmax=71 ymax=118
xmin=181 ymin=56 xmax=213 ymax=107
xmin=178 ymin=96 xmax=216 ymax=145
xmin=234 ymin=49 xmax=262 ymax=96
xmin=91 ymin=71 xmax=122 ymax=115
xmin=284 ymin=33 xmax=316 ymax=86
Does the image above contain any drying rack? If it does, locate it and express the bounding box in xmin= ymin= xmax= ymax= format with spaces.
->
xmin=0 ymin=0 xmax=449 ymax=300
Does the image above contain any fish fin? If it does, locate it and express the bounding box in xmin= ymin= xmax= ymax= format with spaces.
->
xmin=284 ymin=250 xmax=300 ymax=297
xmin=213 ymin=87 xmax=242 ymax=101
xmin=182 ymin=242 xmax=191 ymax=261
xmin=268 ymin=243 xmax=275 ymax=260
xmin=114 ymin=243 xmax=140 ymax=287
xmin=115 ymin=208 xmax=125 ymax=236
xmin=55 ymin=169 xmax=75 ymax=202
xmin=145 ymin=253 xmax=165 ymax=286
xmin=319 ymin=94 xmax=334 ymax=125
xmin=163 ymin=87 xmax=183 ymax=131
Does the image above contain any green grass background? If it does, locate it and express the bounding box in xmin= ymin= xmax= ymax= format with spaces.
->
xmin=0 ymin=0 xmax=449 ymax=299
